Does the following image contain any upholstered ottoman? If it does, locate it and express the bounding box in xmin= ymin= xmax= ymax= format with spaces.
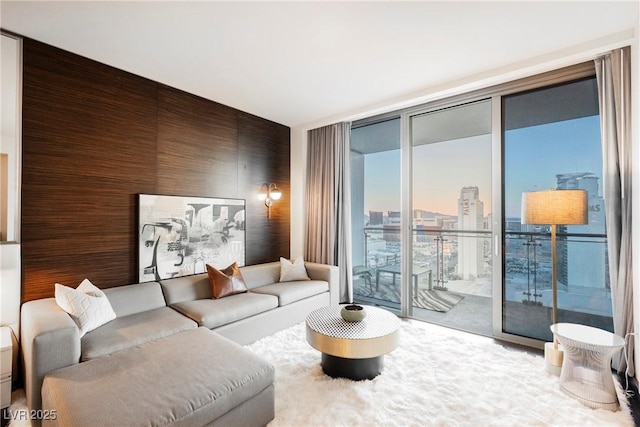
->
xmin=41 ymin=327 xmax=275 ymax=427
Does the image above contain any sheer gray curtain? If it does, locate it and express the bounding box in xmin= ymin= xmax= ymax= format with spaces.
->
xmin=595 ymin=46 xmax=633 ymax=375
xmin=305 ymin=122 xmax=353 ymax=304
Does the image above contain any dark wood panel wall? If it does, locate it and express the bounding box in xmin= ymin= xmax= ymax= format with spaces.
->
xmin=21 ymin=39 xmax=290 ymax=302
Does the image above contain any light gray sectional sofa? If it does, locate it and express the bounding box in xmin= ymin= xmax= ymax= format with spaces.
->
xmin=21 ymin=261 xmax=338 ymax=426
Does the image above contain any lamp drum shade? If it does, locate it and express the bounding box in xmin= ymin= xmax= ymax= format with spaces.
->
xmin=521 ymin=189 xmax=588 ymax=225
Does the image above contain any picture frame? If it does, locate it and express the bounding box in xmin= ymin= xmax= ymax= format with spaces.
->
xmin=138 ymin=194 xmax=246 ymax=282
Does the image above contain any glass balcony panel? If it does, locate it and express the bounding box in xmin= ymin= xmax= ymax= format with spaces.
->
xmin=504 ymin=231 xmax=612 ymax=341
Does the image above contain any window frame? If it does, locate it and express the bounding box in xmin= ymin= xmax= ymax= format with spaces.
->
xmin=350 ymin=61 xmax=606 ymax=349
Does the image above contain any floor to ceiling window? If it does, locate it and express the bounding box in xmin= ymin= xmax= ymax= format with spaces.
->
xmin=502 ymin=76 xmax=612 ymax=342
xmin=409 ymin=100 xmax=493 ymax=336
xmin=351 ymin=117 xmax=402 ymax=310
xmin=350 ymin=62 xmax=612 ymax=347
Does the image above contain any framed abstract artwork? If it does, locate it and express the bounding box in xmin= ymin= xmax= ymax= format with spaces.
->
xmin=138 ymin=194 xmax=246 ymax=282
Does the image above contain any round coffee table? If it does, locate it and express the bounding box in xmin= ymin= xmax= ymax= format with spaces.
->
xmin=306 ymin=305 xmax=400 ymax=380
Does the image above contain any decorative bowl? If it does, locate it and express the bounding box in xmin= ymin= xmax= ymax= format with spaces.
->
xmin=340 ymin=304 xmax=366 ymax=322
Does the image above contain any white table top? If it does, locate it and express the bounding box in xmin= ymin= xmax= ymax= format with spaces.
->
xmin=306 ymin=305 xmax=400 ymax=340
xmin=550 ymin=323 xmax=624 ymax=348
xmin=306 ymin=305 xmax=400 ymax=359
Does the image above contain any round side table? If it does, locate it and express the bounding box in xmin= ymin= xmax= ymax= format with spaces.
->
xmin=306 ymin=305 xmax=400 ymax=380
xmin=550 ymin=323 xmax=625 ymax=411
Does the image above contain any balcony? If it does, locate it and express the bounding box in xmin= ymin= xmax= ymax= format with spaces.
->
xmin=352 ymin=226 xmax=613 ymax=341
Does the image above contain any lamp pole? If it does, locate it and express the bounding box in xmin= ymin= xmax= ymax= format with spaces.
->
xmin=551 ymin=223 xmax=558 ymax=339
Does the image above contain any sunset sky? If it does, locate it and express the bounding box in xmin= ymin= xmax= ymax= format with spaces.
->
xmin=362 ymin=115 xmax=602 ymax=219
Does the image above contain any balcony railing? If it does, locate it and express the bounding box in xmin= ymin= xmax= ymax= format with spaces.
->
xmin=354 ymin=227 xmax=493 ymax=306
xmin=353 ymin=226 xmax=611 ymax=316
xmin=505 ymin=230 xmax=610 ymax=312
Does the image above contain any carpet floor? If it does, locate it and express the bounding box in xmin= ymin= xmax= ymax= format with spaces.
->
xmin=246 ymin=319 xmax=634 ymax=427
xmin=5 ymin=319 xmax=634 ymax=427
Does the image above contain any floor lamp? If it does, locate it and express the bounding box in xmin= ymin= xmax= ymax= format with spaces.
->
xmin=521 ymin=189 xmax=588 ymax=375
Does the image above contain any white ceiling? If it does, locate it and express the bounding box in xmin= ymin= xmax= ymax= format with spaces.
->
xmin=1 ymin=1 xmax=638 ymax=128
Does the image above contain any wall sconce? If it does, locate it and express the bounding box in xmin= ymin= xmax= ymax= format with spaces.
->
xmin=258 ymin=183 xmax=282 ymax=218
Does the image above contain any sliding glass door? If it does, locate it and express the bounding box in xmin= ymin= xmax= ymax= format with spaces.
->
xmin=349 ymin=63 xmax=612 ymax=347
xmin=408 ymin=100 xmax=493 ymax=335
xmin=351 ymin=117 xmax=402 ymax=310
xmin=502 ymin=77 xmax=612 ymax=342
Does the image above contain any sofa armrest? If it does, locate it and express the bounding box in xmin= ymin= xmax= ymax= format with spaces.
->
xmin=305 ymin=262 xmax=339 ymax=306
xmin=21 ymin=298 xmax=81 ymax=412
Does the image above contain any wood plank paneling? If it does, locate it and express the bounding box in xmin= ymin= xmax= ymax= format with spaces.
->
xmin=22 ymin=40 xmax=158 ymax=301
xmin=20 ymin=39 xmax=291 ymax=302
xmin=238 ymin=112 xmax=290 ymax=264
xmin=157 ymin=86 xmax=239 ymax=197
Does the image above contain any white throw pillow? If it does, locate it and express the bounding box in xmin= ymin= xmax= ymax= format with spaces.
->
xmin=279 ymin=257 xmax=311 ymax=282
xmin=55 ymin=279 xmax=116 ymax=337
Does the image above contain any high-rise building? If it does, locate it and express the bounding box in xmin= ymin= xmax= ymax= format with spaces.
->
xmin=556 ymin=173 xmax=608 ymax=290
xmin=387 ymin=211 xmax=401 ymax=225
xmin=457 ymin=186 xmax=484 ymax=280
xmin=369 ymin=211 xmax=383 ymax=226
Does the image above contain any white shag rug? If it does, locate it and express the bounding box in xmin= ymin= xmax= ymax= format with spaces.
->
xmin=246 ymin=320 xmax=634 ymax=427
xmin=6 ymin=320 xmax=634 ymax=427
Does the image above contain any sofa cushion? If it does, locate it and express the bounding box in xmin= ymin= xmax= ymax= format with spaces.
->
xmin=251 ymin=280 xmax=329 ymax=306
xmin=43 ymin=327 xmax=275 ymax=427
xmin=103 ymin=282 xmax=166 ymax=318
xmin=171 ymin=292 xmax=278 ymax=329
xmin=81 ymin=306 xmax=197 ymax=361
xmin=207 ymin=262 xmax=248 ymax=299
xmin=160 ymin=273 xmax=212 ymax=305
xmin=238 ymin=262 xmax=281 ymax=289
